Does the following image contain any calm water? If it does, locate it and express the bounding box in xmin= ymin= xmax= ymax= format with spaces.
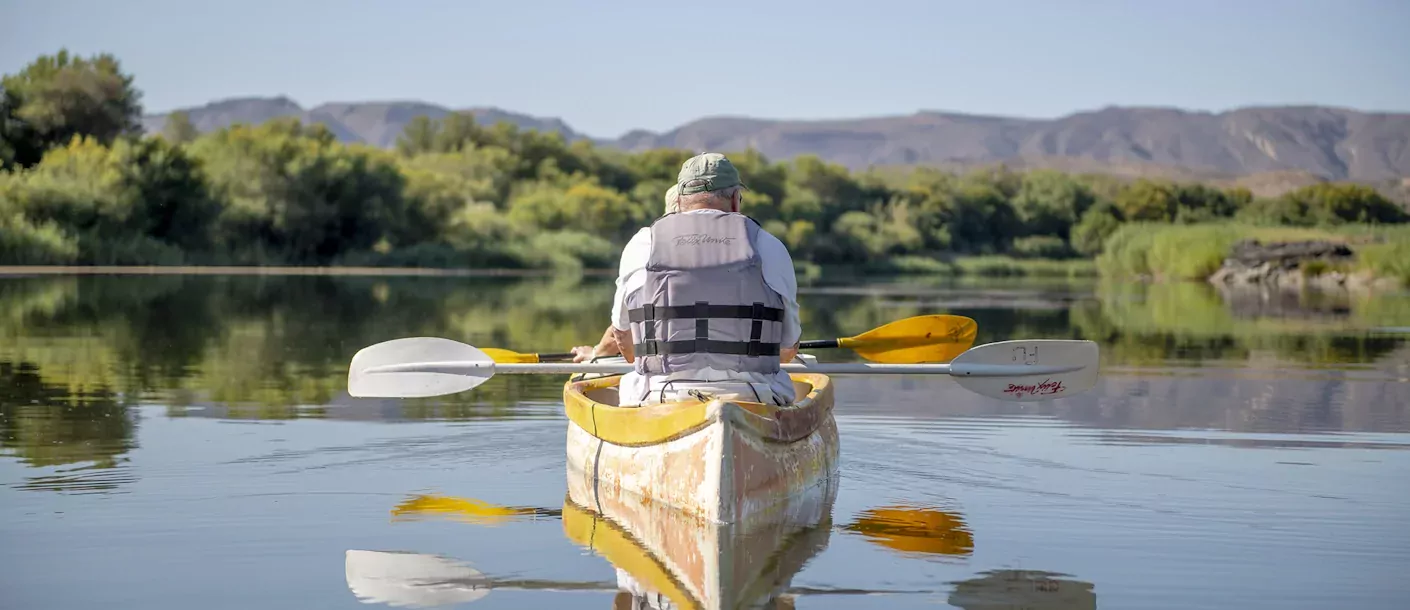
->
xmin=2 ymin=272 xmax=1408 ymax=609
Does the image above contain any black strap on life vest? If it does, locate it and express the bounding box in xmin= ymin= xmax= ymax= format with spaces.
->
xmin=626 ymin=303 xmax=784 ymax=323
xmin=631 ymin=301 xmax=782 ymax=357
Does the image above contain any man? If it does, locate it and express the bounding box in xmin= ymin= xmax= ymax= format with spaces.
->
xmin=571 ymin=153 xmax=802 ymax=406
xmin=663 ymin=183 xmax=680 ymax=214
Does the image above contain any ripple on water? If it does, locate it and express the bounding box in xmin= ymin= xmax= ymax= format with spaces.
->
xmin=10 ymin=461 xmax=137 ymax=495
xmin=1072 ymin=429 xmax=1410 ymax=450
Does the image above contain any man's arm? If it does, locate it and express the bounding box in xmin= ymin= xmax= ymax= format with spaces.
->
xmin=571 ymin=325 xmax=620 ymax=362
xmin=757 ymin=230 xmax=803 ymax=363
xmin=613 ymin=327 xmax=635 ymax=363
xmin=574 ymin=228 xmax=649 ymax=363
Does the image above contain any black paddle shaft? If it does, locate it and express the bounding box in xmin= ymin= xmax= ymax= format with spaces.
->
xmin=543 ymin=340 xmax=837 ymax=362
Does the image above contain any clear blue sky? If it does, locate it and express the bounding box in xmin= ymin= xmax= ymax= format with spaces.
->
xmin=3 ymin=0 xmax=1407 ymax=138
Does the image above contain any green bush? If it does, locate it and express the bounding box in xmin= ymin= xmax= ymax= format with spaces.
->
xmin=1355 ymin=228 xmax=1410 ymax=286
xmin=1238 ymin=183 xmax=1407 ymax=227
xmin=1010 ymin=235 xmax=1073 ymax=259
xmin=955 ymin=256 xmax=1096 ymax=278
xmin=1071 ymin=202 xmax=1124 ymax=255
xmin=0 ymin=208 xmax=79 ymax=264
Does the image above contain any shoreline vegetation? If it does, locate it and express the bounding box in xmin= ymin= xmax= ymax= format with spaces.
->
xmin=3 ymin=50 xmax=1408 ymax=288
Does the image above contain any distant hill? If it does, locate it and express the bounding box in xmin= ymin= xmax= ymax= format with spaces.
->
xmin=141 ymin=97 xmax=588 ymax=149
xmin=142 ymin=98 xmax=1410 ymax=183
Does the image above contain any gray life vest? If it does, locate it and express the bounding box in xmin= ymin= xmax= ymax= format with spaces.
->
xmin=625 ymin=211 xmax=786 ymax=376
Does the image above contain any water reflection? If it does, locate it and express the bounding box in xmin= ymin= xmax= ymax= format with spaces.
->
xmin=841 ymin=504 xmax=974 ymax=559
xmin=349 ymin=478 xmax=837 ymax=610
xmin=946 ymin=570 xmax=1097 ymax=610
xmin=0 ymin=361 xmax=136 ymax=493
xmin=344 ymin=550 xmax=611 ymax=607
xmin=2 ymin=273 xmax=1408 ymax=494
xmin=391 ymin=493 xmax=562 ymax=524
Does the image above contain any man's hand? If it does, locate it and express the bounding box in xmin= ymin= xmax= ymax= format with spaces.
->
xmin=573 ymin=326 xmax=624 ymax=363
xmin=781 ymin=342 xmax=800 ymax=364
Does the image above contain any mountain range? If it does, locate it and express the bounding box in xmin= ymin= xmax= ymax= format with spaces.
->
xmin=142 ymin=97 xmax=1410 ymax=187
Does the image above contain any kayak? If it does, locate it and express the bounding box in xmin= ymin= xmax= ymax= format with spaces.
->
xmin=562 ymin=444 xmax=837 ymax=610
xmin=561 ymin=355 xmax=840 ymax=525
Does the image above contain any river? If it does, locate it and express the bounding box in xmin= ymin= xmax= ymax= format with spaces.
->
xmin=2 ymin=272 xmax=1407 ymax=609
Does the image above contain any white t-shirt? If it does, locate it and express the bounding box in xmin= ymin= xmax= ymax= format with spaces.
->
xmin=611 ymin=209 xmax=801 ymax=406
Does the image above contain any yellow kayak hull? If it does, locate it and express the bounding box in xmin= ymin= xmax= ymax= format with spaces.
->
xmin=561 ymin=370 xmax=840 ymax=525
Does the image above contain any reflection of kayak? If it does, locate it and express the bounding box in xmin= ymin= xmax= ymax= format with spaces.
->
xmin=563 ymin=454 xmax=837 ymax=610
xmin=562 ymin=354 xmax=839 ymax=524
xmin=349 ymin=486 xmax=989 ymax=607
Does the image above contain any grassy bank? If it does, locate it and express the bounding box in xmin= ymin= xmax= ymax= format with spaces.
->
xmin=1096 ymin=223 xmax=1410 ymax=286
xmin=801 ymin=255 xmax=1097 ymax=285
xmin=0 ymin=254 xmax=1093 ymax=288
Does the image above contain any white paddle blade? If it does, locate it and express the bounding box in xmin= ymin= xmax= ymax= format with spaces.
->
xmin=348 ymin=337 xmax=494 ymax=398
xmin=345 ymin=550 xmax=490 ymax=607
xmin=950 ymin=339 xmax=1099 ymax=402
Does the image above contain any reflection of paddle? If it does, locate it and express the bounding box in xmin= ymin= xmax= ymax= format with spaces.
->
xmin=390 ymin=493 xmax=976 ymax=558
xmin=344 ymin=549 xmax=615 ymax=607
xmin=367 ymin=493 xmax=946 ymax=605
xmin=481 ymin=314 xmax=979 ymax=364
xmin=391 ymin=494 xmax=560 ymax=525
xmin=345 ymin=550 xmax=491 ymax=607
xmin=842 ymin=505 xmax=974 ymax=556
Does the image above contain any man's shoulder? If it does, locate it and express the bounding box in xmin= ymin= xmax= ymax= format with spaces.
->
xmin=617 ymin=227 xmax=652 ymax=276
xmin=751 ymin=222 xmax=793 ymax=258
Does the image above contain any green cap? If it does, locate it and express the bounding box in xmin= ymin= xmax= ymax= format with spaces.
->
xmin=677 ymin=152 xmax=747 ymax=195
xmin=663 ymin=183 xmax=680 ymax=213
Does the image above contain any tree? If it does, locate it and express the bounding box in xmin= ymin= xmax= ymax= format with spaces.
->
xmin=1 ymin=86 xmax=38 ymax=170
xmin=944 ymin=179 xmax=1021 ymax=254
xmin=1116 ymin=179 xmax=1178 ymax=221
xmin=1010 ymin=170 xmax=1097 ymax=238
xmin=161 ymin=111 xmax=198 ymax=144
xmin=1289 ymin=183 xmax=1406 ymax=225
xmin=1071 ymin=202 xmax=1125 ymax=256
xmin=0 ymin=50 xmax=143 ymax=167
xmin=190 ymin=119 xmax=408 ymax=264
xmin=0 ymin=135 xmax=217 ymax=263
xmin=507 ymin=177 xmax=648 ymax=240
xmin=432 ymin=112 xmax=481 ymax=153
xmin=110 ymin=136 xmax=220 ymax=250
xmin=1236 ymin=183 xmax=1408 ymax=227
xmin=395 ymin=116 xmax=439 ymax=156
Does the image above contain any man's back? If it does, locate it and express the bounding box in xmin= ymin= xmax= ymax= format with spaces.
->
xmin=611 ymin=208 xmax=800 ymax=406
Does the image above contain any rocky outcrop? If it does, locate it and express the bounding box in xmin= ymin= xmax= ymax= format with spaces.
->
xmin=1208 ymin=239 xmax=1357 ymax=290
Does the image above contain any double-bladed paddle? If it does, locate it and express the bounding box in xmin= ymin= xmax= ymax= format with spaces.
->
xmin=480 ymin=314 xmax=978 ymax=365
xmin=346 ymin=335 xmax=1099 ymax=403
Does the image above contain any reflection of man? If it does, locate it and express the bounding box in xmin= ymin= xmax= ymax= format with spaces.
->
xmin=570 ymin=153 xmax=802 ymax=407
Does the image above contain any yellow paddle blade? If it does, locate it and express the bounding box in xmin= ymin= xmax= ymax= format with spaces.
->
xmin=843 ymin=505 xmax=974 ymax=556
xmin=390 ymin=494 xmax=547 ymax=525
xmin=836 ymin=314 xmax=978 ymax=363
xmin=479 ymin=348 xmax=541 ymax=364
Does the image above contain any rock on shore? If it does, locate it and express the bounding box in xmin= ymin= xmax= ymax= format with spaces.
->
xmin=1207 ymin=239 xmax=1359 ymax=290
